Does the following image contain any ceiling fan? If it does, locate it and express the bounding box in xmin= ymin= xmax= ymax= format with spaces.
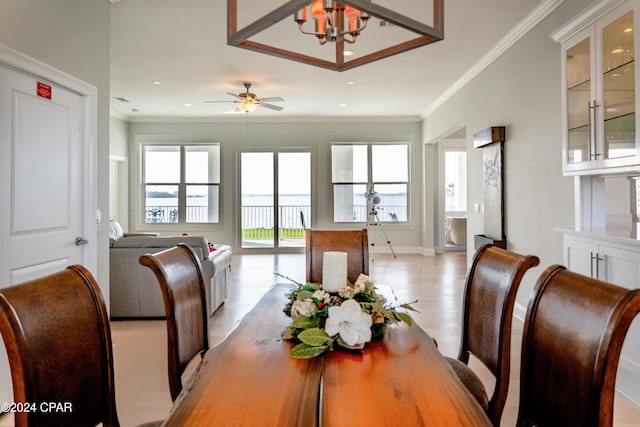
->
xmin=204 ymin=82 xmax=284 ymax=112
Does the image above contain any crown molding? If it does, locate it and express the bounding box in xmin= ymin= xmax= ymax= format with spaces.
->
xmin=119 ymin=115 xmax=423 ymax=124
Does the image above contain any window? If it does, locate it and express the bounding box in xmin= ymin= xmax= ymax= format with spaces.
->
xmin=143 ymin=143 xmax=220 ymax=224
xmin=331 ymin=143 xmax=409 ymax=223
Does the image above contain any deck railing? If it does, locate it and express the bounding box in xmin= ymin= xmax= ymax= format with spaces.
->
xmin=145 ymin=204 xmax=406 ymax=228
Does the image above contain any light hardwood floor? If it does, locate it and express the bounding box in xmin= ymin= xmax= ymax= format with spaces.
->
xmin=1 ymin=252 xmax=639 ymax=426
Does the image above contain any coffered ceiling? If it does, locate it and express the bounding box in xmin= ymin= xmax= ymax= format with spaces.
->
xmin=109 ymin=0 xmax=551 ymax=121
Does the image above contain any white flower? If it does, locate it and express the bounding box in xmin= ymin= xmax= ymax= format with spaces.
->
xmin=338 ymin=284 xmax=356 ymax=299
xmin=290 ymin=299 xmax=315 ymax=319
xmin=312 ymin=290 xmax=331 ymax=303
xmin=324 ymin=299 xmax=372 ymax=347
xmin=353 ymin=274 xmax=368 ymax=290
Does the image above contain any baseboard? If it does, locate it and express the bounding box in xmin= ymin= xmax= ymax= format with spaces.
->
xmin=368 ymin=246 xmax=435 ymax=256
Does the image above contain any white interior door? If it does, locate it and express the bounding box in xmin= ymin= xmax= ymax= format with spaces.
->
xmin=0 ymin=65 xmax=87 ymax=284
xmin=0 ymin=58 xmax=93 ymax=407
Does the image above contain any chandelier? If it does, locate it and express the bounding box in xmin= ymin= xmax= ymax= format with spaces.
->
xmin=227 ymin=0 xmax=444 ymax=72
xmin=294 ymin=0 xmax=370 ymax=45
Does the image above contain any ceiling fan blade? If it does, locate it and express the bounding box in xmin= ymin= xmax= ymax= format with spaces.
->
xmin=259 ymin=97 xmax=284 ymax=102
xmin=227 ymin=92 xmax=243 ymax=100
xmin=204 ymin=100 xmax=238 ymax=103
xmin=259 ymin=102 xmax=283 ymax=111
xmin=222 ymin=107 xmax=244 ymax=114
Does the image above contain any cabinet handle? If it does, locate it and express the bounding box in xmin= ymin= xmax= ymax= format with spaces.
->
xmin=588 ymin=100 xmax=602 ymax=159
xmin=591 ymin=252 xmax=604 ymax=278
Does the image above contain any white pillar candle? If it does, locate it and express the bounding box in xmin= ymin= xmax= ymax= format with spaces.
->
xmin=322 ymin=251 xmax=348 ymax=293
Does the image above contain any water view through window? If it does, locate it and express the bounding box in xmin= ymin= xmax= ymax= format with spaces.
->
xmin=144 ymin=144 xmax=220 ymax=223
xmin=241 ymin=152 xmax=311 ymax=249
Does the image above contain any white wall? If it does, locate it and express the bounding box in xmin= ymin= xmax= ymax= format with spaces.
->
xmin=422 ymin=0 xmax=588 ymax=311
xmin=110 ymin=117 xmax=130 ymax=229
xmin=125 ymin=120 xmax=431 ymax=253
xmin=110 ymin=117 xmax=129 ymax=157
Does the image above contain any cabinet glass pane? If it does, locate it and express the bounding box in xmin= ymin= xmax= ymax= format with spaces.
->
xmin=603 ymin=11 xmax=635 ymax=160
xmin=567 ymin=38 xmax=591 ymax=164
xmin=568 ymin=127 xmax=590 ymax=163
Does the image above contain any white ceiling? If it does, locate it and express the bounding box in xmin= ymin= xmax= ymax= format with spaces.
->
xmin=109 ymin=0 xmax=548 ymax=122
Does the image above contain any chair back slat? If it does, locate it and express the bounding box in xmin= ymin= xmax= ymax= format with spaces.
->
xmin=305 ymin=229 xmax=369 ymax=284
xmin=517 ymin=265 xmax=640 ymax=427
xmin=0 ymin=265 xmax=119 ymax=427
xmin=140 ymin=243 xmax=209 ymax=401
xmin=459 ymin=244 xmax=539 ymax=425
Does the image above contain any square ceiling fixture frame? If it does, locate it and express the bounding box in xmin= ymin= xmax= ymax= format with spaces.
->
xmin=228 ymin=0 xmax=444 ymax=71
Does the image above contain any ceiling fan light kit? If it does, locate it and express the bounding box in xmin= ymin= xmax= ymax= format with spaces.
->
xmin=204 ymin=82 xmax=284 ymax=113
xmin=238 ymin=101 xmax=258 ymax=112
xmin=227 ymin=0 xmax=444 ymax=71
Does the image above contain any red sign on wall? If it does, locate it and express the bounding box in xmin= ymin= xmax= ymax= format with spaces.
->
xmin=37 ymin=82 xmax=52 ymax=100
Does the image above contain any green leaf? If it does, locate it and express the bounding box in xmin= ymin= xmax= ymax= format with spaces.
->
xmin=395 ymin=312 xmax=413 ymax=326
xmin=302 ymin=283 xmax=320 ymax=292
xmin=290 ymin=343 xmax=329 ymax=359
xmin=297 ymin=328 xmax=334 ymax=346
xmin=291 ymin=315 xmax=320 ymax=329
xmin=399 ymin=302 xmax=419 ymax=312
xmin=297 ymin=290 xmax=315 ymax=300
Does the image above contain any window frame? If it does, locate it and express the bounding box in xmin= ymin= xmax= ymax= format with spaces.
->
xmin=141 ymin=142 xmax=221 ymax=226
xmin=331 ymin=142 xmax=410 ymax=224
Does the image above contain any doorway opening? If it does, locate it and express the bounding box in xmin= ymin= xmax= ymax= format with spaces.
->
xmin=438 ymin=136 xmax=467 ymax=250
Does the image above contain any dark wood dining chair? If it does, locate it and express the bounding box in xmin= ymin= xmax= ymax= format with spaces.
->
xmin=0 ymin=265 xmax=120 ymax=427
xmin=517 ymin=265 xmax=640 ymax=427
xmin=445 ymin=243 xmax=539 ymax=426
xmin=139 ymin=243 xmax=209 ymax=401
xmin=305 ymin=228 xmax=369 ymax=284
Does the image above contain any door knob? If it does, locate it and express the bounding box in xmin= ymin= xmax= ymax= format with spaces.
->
xmin=75 ymin=237 xmax=88 ymax=246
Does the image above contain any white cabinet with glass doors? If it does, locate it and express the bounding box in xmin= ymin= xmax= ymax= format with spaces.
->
xmin=554 ymin=0 xmax=640 ymax=175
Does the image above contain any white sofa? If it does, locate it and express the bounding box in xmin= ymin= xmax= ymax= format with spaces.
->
xmin=108 ymin=221 xmax=232 ymax=318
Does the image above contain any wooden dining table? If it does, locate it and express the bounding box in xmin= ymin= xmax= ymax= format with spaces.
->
xmin=161 ymin=284 xmax=492 ymax=427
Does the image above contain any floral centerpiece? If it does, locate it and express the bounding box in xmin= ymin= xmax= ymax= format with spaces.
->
xmin=281 ymin=274 xmax=417 ymax=359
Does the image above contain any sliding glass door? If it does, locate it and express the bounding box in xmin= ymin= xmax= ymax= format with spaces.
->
xmin=240 ymin=151 xmax=311 ymax=250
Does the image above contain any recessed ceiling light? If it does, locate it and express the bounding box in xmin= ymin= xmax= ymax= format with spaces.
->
xmin=625 ymin=27 xmax=633 ymax=33
xmin=184 ymin=103 xmax=193 ymax=107
xmin=347 ymin=81 xmax=355 ymax=85
xmin=339 ymin=103 xmax=347 ymax=107
xmin=152 ymin=81 xmax=161 ymax=85
xmin=611 ymin=48 xmax=625 ymax=54
xmin=343 ymin=50 xmax=355 ymax=57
